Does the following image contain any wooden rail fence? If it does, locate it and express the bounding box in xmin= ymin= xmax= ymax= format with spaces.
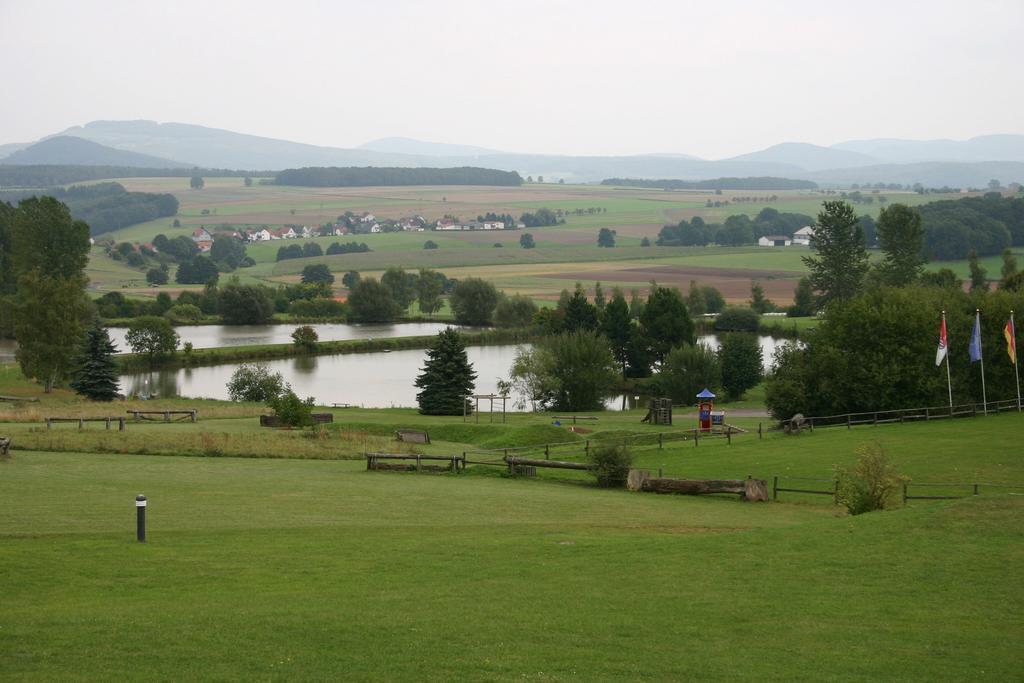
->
xmin=759 ymin=398 xmax=1022 ymax=439
xmin=127 ymin=409 xmax=198 ymax=423
xmin=46 ymin=417 xmax=126 ymax=431
xmin=365 ymin=452 xmax=466 ymax=473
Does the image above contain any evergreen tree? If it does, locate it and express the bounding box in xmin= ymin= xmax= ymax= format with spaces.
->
xmin=686 ymin=280 xmax=706 ymax=316
xmin=749 ymin=280 xmax=774 ymax=314
xmin=563 ymin=283 xmax=599 ymax=332
xmin=639 ymin=286 xmax=695 ymax=365
xmin=415 ymin=328 xmax=477 ymax=415
xmin=600 ymin=289 xmax=632 ymax=378
xmin=69 ymin=323 xmax=121 ymax=401
xmin=593 ymin=281 xmax=606 ymax=311
xmin=1000 ymin=247 xmax=1018 ymax=283
xmin=802 ymin=200 xmax=869 ymax=308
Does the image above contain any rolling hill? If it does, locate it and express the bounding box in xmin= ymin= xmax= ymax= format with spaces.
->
xmin=0 ymin=136 xmax=189 ymax=168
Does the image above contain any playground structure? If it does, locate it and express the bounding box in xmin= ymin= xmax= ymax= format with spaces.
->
xmin=463 ymin=394 xmax=508 ymax=423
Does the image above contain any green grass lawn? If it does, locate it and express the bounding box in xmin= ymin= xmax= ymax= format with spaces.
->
xmin=1 ymin=427 xmax=1021 ymax=679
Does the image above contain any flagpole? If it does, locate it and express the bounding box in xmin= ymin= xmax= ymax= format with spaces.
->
xmin=1013 ymin=310 xmax=1021 ymax=412
xmin=977 ymin=309 xmax=988 ymax=416
xmin=944 ymin=310 xmax=953 ymax=410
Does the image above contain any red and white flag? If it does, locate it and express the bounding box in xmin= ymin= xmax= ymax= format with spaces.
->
xmin=935 ymin=314 xmax=948 ymax=366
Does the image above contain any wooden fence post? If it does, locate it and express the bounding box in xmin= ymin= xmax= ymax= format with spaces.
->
xmin=585 ymin=440 xmax=589 ymax=457
xmin=544 ymin=444 xmax=549 ymax=460
xmin=773 ymin=475 xmax=778 ymax=501
xmin=78 ymin=418 xmax=84 ymax=430
xmin=694 ymin=429 xmax=699 ymax=447
xmin=758 ymin=423 xmax=763 ymax=440
xmin=973 ymin=483 xmax=979 ymax=496
xmin=726 ymin=426 xmax=732 ymax=445
xmin=105 ymin=418 xmax=111 ymax=431
xmin=659 ymin=433 xmax=664 ymax=449
xmin=119 ymin=418 xmax=125 ymax=432
xmin=902 ymin=482 xmax=908 ymax=504
xmin=46 ymin=418 xmax=51 ymax=430
xmin=809 ymin=418 xmax=814 ymax=432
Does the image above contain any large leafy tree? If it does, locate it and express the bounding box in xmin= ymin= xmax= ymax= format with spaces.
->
xmin=301 ymin=264 xmax=335 ymax=285
xmin=509 ymin=331 xmax=618 ymax=411
xmin=718 ymin=333 xmax=763 ymax=401
xmin=9 ymin=197 xmax=92 ymax=391
xmin=450 ymin=278 xmax=499 ymax=326
xmin=660 ymin=343 xmax=721 ymax=403
xmin=11 ymin=196 xmax=90 ymax=279
xmin=416 ymin=268 xmax=445 ymax=317
xmin=219 ymin=281 xmax=275 ymax=324
xmin=125 ymin=316 xmax=180 ymax=364
xmin=875 ymin=203 xmax=927 ymax=286
xmin=802 ymin=200 xmax=869 ymax=308
xmin=415 ymin=328 xmax=477 ymax=415
xmin=13 ymin=272 xmax=92 ymax=392
xmin=968 ymin=250 xmax=988 ymax=291
xmin=175 ymin=255 xmax=220 ymax=285
xmin=639 ymin=286 xmax=695 ymax=365
xmin=493 ymin=294 xmax=537 ymax=328
xmin=347 ymin=278 xmax=401 ymax=322
xmin=69 ymin=323 xmax=121 ymax=401
xmin=381 ymin=267 xmax=416 ymax=311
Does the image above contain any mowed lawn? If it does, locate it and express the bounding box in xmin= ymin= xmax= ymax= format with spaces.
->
xmin=1 ymin=413 xmax=1023 ymax=680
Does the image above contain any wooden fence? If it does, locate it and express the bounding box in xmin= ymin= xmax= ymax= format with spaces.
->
xmin=759 ymin=398 xmax=1022 ymax=438
xmin=772 ymin=476 xmax=1024 ymax=502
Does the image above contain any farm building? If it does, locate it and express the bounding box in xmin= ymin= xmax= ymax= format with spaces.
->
xmin=758 ymin=235 xmax=792 ymax=247
xmin=792 ymin=226 xmax=815 ymax=246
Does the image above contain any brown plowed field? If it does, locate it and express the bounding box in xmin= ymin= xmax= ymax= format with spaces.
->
xmin=545 ymin=264 xmax=800 ymax=303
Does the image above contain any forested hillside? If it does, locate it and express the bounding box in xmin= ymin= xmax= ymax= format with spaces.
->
xmin=0 ymin=183 xmax=178 ymax=235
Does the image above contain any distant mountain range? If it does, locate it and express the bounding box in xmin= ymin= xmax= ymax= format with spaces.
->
xmin=1 ymin=120 xmax=1023 ymax=187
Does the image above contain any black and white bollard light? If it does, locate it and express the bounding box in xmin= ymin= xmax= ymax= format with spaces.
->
xmin=136 ymin=494 xmax=147 ymax=542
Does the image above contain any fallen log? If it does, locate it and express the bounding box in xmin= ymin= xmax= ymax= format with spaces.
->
xmin=640 ymin=476 xmax=769 ymax=502
xmin=504 ymin=456 xmax=596 ymax=471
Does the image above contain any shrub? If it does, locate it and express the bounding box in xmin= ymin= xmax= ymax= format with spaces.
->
xmin=834 ymin=442 xmax=906 ymax=515
xmin=288 ymin=297 xmax=347 ymax=320
xmin=713 ymin=306 xmax=760 ymax=332
xmin=659 ymin=343 xmax=721 ymax=403
xmin=266 ymin=385 xmax=315 ymax=428
xmin=164 ymin=303 xmax=203 ymax=323
xmin=292 ymin=325 xmax=319 ymax=352
xmin=587 ymin=443 xmax=633 ymax=488
xmin=227 ymin=363 xmax=284 ymax=402
xmin=493 ymin=294 xmax=538 ymax=328
xmin=424 ymin=240 xmax=439 ymax=250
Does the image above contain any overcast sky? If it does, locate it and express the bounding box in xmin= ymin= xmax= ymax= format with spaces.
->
xmin=1 ymin=0 xmax=1021 ymax=159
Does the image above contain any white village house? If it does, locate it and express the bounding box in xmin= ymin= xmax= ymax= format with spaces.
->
xmin=758 ymin=235 xmax=792 ymax=247
xmin=792 ymin=226 xmax=815 ymax=246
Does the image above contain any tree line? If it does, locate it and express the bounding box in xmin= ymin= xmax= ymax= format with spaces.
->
xmin=601 ymin=177 xmax=818 ymax=190
xmin=657 ymin=208 xmax=815 ymax=246
xmin=0 ymin=165 xmax=274 ymax=189
xmin=0 ymin=182 xmax=178 ymax=236
xmin=274 ymin=166 xmax=523 ymax=187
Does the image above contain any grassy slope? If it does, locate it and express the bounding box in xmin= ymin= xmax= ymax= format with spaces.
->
xmin=1 ymin=444 xmax=1021 ymax=680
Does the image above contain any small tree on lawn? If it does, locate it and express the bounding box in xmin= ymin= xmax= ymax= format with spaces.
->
xmin=718 ymin=332 xmax=762 ymax=401
xmin=69 ymin=322 xmax=120 ymax=401
xmin=266 ymin=385 xmax=315 ymax=428
xmin=227 ymin=363 xmax=284 ymax=402
xmin=415 ymin=328 xmax=477 ymax=415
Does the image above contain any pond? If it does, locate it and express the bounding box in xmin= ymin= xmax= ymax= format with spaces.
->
xmin=119 ymin=335 xmax=794 ymax=411
xmin=106 ymin=322 xmax=464 ymax=352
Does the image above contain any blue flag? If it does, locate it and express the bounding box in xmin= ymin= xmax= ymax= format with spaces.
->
xmin=969 ymin=312 xmax=983 ymax=363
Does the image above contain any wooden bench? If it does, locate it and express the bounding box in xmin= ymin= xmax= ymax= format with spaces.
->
xmin=259 ymin=413 xmax=334 ymax=427
xmin=127 ymin=409 xmax=197 ymax=423
xmin=395 ymin=429 xmax=430 ymax=444
xmin=365 ymin=452 xmax=464 ymax=473
xmin=45 ymin=417 xmax=126 ymax=431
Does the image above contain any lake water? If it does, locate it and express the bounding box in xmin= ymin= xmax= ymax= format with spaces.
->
xmin=106 ymin=322 xmax=463 ymax=351
xmin=119 ymin=335 xmax=794 ymax=411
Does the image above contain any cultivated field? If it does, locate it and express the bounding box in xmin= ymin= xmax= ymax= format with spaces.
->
xmin=86 ymin=179 xmax=984 ymax=304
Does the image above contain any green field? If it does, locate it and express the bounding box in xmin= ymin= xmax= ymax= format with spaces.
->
xmin=2 ymin=409 xmax=1022 ymax=679
xmin=83 ymin=179 xmax=982 ymax=304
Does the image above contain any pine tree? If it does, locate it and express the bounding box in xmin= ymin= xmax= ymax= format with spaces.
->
xmin=415 ymin=328 xmax=477 ymax=415
xmin=801 ymin=200 xmax=869 ymax=308
xmin=69 ymin=323 xmax=121 ymax=401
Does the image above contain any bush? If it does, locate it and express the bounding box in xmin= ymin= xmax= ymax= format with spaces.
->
xmin=266 ymin=385 xmax=315 ymax=428
xmin=659 ymin=343 xmax=721 ymax=403
xmin=164 ymin=303 xmax=203 ymax=323
xmin=288 ymin=297 xmax=347 ymax=320
xmin=424 ymin=240 xmax=439 ymax=250
xmin=493 ymin=294 xmax=537 ymax=328
xmin=226 ymin=363 xmax=285 ymax=402
xmin=834 ymin=442 xmax=906 ymax=515
xmin=587 ymin=443 xmax=633 ymax=488
xmin=292 ymin=325 xmax=319 ymax=352
xmin=713 ymin=306 xmax=760 ymax=332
